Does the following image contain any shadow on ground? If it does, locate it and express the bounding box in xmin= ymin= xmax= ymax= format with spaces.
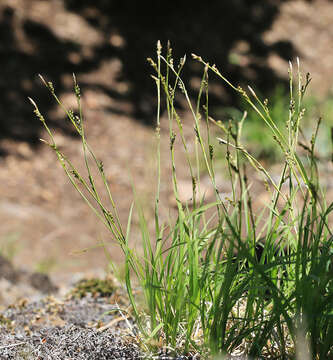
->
xmin=0 ymin=0 xmax=295 ymax=155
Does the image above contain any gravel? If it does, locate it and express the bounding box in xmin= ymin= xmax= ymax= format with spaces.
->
xmin=0 ymin=295 xmax=197 ymax=360
xmin=0 ymin=325 xmax=142 ymax=359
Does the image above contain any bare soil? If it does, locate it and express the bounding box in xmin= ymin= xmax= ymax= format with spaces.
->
xmin=0 ymin=0 xmax=333 ymax=300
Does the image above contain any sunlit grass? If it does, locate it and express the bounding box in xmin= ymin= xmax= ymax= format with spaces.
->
xmin=30 ymin=42 xmax=333 ymax=359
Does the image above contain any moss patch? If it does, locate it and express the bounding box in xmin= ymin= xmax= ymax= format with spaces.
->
xmin=70 ymin=278 xmax=116 ymax=299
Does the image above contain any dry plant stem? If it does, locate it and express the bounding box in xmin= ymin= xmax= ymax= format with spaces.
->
xmin=0 ymin=342 xmax=26 ymax=350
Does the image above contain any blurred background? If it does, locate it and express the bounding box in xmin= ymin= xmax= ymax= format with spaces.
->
xmin=0 ymin=0 xmax=333 ymax=295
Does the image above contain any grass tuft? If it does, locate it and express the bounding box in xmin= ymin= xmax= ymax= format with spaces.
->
xmin=31 ymin=43 xmax=333 ymax=359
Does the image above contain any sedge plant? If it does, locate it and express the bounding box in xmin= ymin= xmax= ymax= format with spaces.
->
xmin=30 ymin=42 xmax=333 ymax=359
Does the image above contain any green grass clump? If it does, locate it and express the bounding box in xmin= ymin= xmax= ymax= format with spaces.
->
xmin=30 ymin=42 xmax=333 ymax=359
